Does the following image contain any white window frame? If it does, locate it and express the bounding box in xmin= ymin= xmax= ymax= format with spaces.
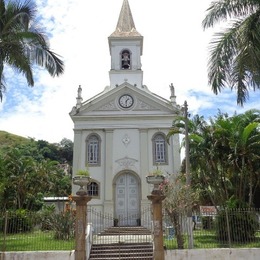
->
xmin=87 ymin=181 xmax=100 ymax=198
xmin=86 ymin=134 xmax=101 ymax=166
xmin=152 ymin=133 xmax=168 ymax=165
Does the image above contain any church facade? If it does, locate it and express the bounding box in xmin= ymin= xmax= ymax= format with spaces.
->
xmin=70 ymin=0 xmax=181 ymax=225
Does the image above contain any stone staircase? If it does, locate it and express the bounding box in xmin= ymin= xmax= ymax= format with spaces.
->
xmin=89 ymin=226 xmax=153 ymax=259
xmin=99 ymin=226 xmax=152 ymax=235
xmin=89 ymin=242 xmax=153 ymax=259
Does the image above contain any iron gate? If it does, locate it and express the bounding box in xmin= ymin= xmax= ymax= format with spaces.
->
xmin=87 ymin=206 xmax=154 ymax=259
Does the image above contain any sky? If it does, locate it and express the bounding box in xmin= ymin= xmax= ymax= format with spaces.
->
xmin=0 ymin=0 xmax=259 ymax=144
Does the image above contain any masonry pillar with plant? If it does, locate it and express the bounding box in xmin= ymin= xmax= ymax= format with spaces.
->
xmin=72 ymin=167 xmax=92 ymax=260
xmin=146 ymin=166 xmax=165 ymax=260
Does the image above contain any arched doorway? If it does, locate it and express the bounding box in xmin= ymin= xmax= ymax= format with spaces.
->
xmin=114 ymin=171 xmax=140 ymax=226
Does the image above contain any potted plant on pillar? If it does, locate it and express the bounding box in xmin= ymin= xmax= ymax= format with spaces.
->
xmin=73 ymin=166 xmax=91 ymax=196
xmin=146 ymin=167 xmax=165 ymax=185
xmin=146 ymin=166 xmax=165 ymax=193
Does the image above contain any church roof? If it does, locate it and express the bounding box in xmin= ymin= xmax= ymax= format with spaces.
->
xmin=109 ymin=0 xmax=142 ymax=38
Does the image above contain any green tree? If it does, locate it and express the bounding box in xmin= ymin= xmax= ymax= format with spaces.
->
xmin=3 ymin=148 xmax=36 ymax=209
xmin=227 ymin=109 xmax=260 ymax=206
xmin=161 ymin=173 xmax=199 ymax=249
xmin=0 ymin=0 xmax=64 ymax=100
xmin=0 ymin=147 xmax=71 ymax=210
xmin=59 ymin=138 xmax=73 ymax=165
xmin=203 ymin=0 xmax=260 ymax=105
xmin=0 ymin=151 xmax=9 ymax=209
xmin=168 ymin=110 xmax=260 ymax=208
xmin=14 ymin=138 xmax=73 ymax=165
xmin=36 ymin=140 xmax=60 ymax=162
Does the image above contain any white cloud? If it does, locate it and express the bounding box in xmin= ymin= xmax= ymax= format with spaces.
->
xmin=0 ymin=0 xmax=258 ymax=143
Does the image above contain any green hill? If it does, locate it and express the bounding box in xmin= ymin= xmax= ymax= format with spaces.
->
xmin=0 ymin=131 xmax=73 ymax=166
xmin=0 ymin=131 xmax=31 ymax=150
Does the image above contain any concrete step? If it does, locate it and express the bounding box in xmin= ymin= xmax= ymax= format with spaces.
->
xmin=89 ymin=257 xmax=153 ymax=259
xmin=89 ymin=254 xmax=153 ymax=259
xmin=89 ymin=242 xmax=153 ymax=260
xmin=89 ymin=253 xmax=153 ymax=259
xmin=99 ymin=226 xmax=151 ymax=236
xmin=91 ymin=243 xmax=153 ymax=251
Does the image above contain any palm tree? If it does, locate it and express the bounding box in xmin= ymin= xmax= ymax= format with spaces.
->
xmin=227 ymin=109 xmax=260 ymax=206
xmin=202 ymin=0 xmax=260 ymax=105
xmin=0 ymin=0 xmax=64 ymax=100
xmin=168 ymin=110 xmax=260 ymax=207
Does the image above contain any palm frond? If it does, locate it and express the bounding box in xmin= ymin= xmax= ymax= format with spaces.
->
xmin=0 ymin=0 xmax=64 ymax=99
xmin=202 ymin=0 xmax=258 ymax=29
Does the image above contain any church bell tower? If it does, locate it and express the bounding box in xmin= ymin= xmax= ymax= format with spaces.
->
xmin=108 ymin=0 xmax=143 ymax=89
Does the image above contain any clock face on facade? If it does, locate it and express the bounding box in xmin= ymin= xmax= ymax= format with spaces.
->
xmin=119 ymin=94 xmax=134 ymax=108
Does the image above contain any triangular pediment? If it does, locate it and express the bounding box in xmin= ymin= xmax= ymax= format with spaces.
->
xmin=70 ymin=83 xmax=180 ymax=118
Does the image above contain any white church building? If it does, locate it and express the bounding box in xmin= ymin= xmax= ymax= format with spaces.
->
xmin=70 ymin=0 xmax=181 ymax=226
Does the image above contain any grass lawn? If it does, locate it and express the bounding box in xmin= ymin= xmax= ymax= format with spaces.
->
xmin=0 ymin=230 xmax=75 ymax=251
xmin=164 ymin=230 xmax=260 ymax=249
xmin=1 ymin=229 xmax=259 ymax=251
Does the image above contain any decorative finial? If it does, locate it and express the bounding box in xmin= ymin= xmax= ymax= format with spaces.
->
xmin=169 ymin=83 xmax=176 ymax=105
xmin=76 ymin=85 xmax=83 ymax=109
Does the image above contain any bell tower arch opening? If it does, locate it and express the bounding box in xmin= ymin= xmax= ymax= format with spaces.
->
xmin=121 ymin=49 xmax=131 ymax=69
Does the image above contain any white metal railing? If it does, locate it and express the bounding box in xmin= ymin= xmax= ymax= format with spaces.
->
xmin=86 ymin=223 xmax=93 ymax=259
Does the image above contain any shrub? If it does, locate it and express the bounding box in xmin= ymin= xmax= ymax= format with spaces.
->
xmin=4 ymin=210 xmax=33 ymax=233
xmin=51 ymin=211 xmax=75 ymax=240
xmin=216 ymin=209 xmax=258 ymax=243
xmin=37 ymin=204 xmax=56 ymax=231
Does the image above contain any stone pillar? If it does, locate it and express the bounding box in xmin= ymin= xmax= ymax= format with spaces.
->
xmin=147 ymin=193 xmax=165 ymax=260
xmin=72 ymin=195 xmax=92 ymax=260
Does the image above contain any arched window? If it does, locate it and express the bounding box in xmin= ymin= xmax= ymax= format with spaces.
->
xmin=86 ymin=134 xmax=101 ymax=166
xmin=152 ymin=133 xmax=168 ymax=165
xmin=121 ymin=49 xmax=131 ymax=69
xmin=87 ymin=181 xmax=99 ymax=198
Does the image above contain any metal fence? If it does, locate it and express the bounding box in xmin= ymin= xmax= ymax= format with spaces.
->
xmin=0 ymin=210 xmax=75 ymax=252
xmin=0 ymin=208 xmax=259 ymax=252
xmin=163 ymin=208 xmax=260 ymax=249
